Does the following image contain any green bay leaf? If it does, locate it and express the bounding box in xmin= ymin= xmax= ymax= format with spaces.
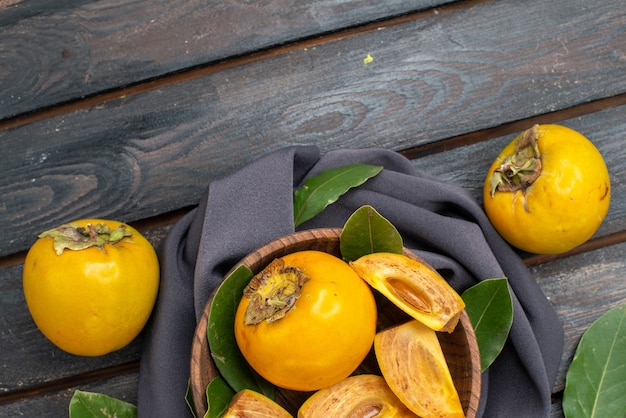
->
xmin=69 ymin=390 xmax=137 ymax=418
xmin=207 ymin=265 xmax=274 ymax=398
xmin=340 ymin=205 xmax=403 ymax=261
xmin=293 ymin=163 xmax=382 ymax=227
xmin=205 ymin=376 xmax=236 ymax=418
xmin=461 ymin=278 xmax=513 ymax=372
xmin=563 ymin=303 xmax=626 ymax=418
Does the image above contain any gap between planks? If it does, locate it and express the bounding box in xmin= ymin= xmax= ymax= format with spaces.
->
xmin=399 ymin=92 xmax=626 ymax=159
xmin=0 ymin=360 xmax=139 ymax=406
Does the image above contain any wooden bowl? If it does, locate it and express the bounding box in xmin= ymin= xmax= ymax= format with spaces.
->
xmin=190 ymin=228 xmax=481 ymax=417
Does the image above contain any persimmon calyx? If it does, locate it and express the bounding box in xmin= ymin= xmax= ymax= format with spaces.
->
xmin=242 ymin=258 xmax=310 ymax=325
xmin=38 ymin=223 xmax=133 ymax=255
xmin=489 ymin=124 xmax=542 ymax=197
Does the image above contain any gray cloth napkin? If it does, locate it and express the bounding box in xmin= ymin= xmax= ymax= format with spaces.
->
xmin=137 ymin=146 xmax=564 ymax=418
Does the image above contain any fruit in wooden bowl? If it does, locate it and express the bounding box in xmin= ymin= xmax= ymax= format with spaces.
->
xmin=190 ymin=228 xmax=481 ymax=417
xmin=234 ymin=250 xmax=379 ymax=392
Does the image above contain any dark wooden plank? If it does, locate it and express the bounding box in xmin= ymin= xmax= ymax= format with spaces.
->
xmin=1 ymin=0 xmax=625 ymax=257
xmin=0 ymin=371 xmax=138 ymax=418
xmin=0 ymin=0 xmax=454 ymax=120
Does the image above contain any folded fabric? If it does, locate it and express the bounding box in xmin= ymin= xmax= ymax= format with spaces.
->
xmin=137 ymin=146 xmax=564 ymax=418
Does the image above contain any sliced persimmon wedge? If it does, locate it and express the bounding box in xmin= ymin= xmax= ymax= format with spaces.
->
xmin=350 ymin=252 xmax=464 ymax=333
xmin=375 ymin=320 xmax=464 ymax=418
xmin=298 ymin=374 xmax=416 ymax=418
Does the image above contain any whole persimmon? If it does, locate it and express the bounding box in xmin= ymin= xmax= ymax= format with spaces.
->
xmin=234 ymin=250 xmax=377 ymax=392
xmin=484 ymin=124 xmax=610 ymax=254
xmin=23 ymin=219 xmax=159 ymax=356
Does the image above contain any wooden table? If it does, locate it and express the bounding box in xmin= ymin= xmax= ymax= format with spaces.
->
xmin=1 ymin=0 xmax=625 ymax=416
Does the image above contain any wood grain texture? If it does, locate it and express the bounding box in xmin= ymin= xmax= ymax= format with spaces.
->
xmin=1 ymin=0 xmax=625 ymax=257
xmin=0 ymin=0 xmax=454 ymax=120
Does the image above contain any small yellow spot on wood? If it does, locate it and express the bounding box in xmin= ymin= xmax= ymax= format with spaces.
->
xmin=363 ymin=54 xmax=373 ymax=65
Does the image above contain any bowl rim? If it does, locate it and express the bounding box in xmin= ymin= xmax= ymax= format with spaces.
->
xmin=189 ymin=227 xmax=481 ymax=417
